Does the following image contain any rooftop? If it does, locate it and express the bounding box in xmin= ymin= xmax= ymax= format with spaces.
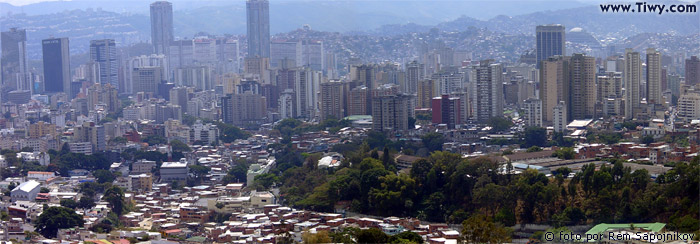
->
xmin=14 ymin=180 xmax=40 ymax=193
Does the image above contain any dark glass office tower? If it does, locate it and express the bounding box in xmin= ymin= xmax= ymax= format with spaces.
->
xmin=536 ymin=25 xmax=565 ymax=69
xmin=42 ymin=37 xmax=70 ymax=94
xmin=90 ymin=39 xmax=119 ymax=90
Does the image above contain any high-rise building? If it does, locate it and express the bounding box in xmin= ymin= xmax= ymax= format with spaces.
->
xmin=371 ymin=93 xmax=415 ymax=131
xmin=169 ymin=86 xmax=189 ymax=111
xmin=320 ymin=80 xmax=345 ymax=121
xmin=42 ymin=37 xmax=70 ymax=94
xmin=125 ymin=54 xmax=168 ymax=95
xmin=669 ymin=73 xmax=682 ymax=102
xmin=405 ymin=61 xmax=424 ymax=94
xmin=431 ymin=94 xmax=461 ymax=129
xmin=90 ymin=39 xmax=119 ymax=90
xmin=685 ymin=56 xmax=700 ymax=86
xmin=539 ymin=56 xmax=569 ymax=125
xmin=350 ymin=65 xmax=377 ymax=113
xmin=150 ymin=1 xmax=174 ymax=55
xmin=1 ymin=28 xmax=28 ymax=96
xmin=646 ymin=48 xmax=662 ymax=105
xmin=73 ymin=122 xmax=106 ymax=152
xmin=279 ymin=89 xmax=294 ymax=119
xmin=221 ymin=91 xmax=267 ymax=125
xmin=168 ymin=39 xmax=194 ymax=74
xmin=432 ymin=70 xmax=464 ymax=95
xmin=293 ymin=67 xmax=321 ymax=120
xmin=678 ymin=91 xmax=700 ymax=122
xmin=87 ymin=83 xmax=120 ymax=113
xmin=348 ymin=86 xmax=368 ymax=116
xmin=568 ymin=53 xmax=596 ymax=120
xmin=246 ymin=0 xmax=270 ymax=58
xmin=553 ymin=101 xmax=567 ymax=133
xmin=270 ymin=41 xmax=302 ymax=68
xmin=173 ymin=66 xmax=212 ymax=91
xmin=216 ymin=38 xmax=240 ymax=74
xmin=244 ymin=57 xmax=270 ymax=82
xmin=523 ymin=98 xmax=543 ymax=127
xmin=302 ymin=40 xmax=324 ymax=71
xmin=471 ymin=60 xmax=503 ymax=123
xmin=132 ymin=67 xmax=163 ymax=94
xmin=624 ymin=48 xmax=642 ymax=120
xmin=536 ymin=25 xmax=565 ymax=69
xmin=598 ymin=72 xmax=623 ymax=117
xmin=417 ymin=79 xmax=435 ymax=108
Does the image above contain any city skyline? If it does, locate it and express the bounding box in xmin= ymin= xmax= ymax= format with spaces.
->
xmin=0 ymin=0 xmax=696 ymax=243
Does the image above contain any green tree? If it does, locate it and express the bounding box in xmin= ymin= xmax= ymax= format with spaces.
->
xmin=78 ymin=197 xmax=96 ymax=209
xmin=553 ymin=147 xmax=575 ymax=160
xmin=34 ymin=206 xmax=84 ymax=238
xmin=253 ymin=173 xmax=279 ymax=190
xmin=103 ymin=186 xmax=125 ymax=216
xmin=142 ymin=135 xmax=167 ymax=145
xmin=522 ymin=126 xmax=547 ymax=148
xmin=368 ymin=174 xmax=417 ymax=216
xmin=421 ymin=132 xmax=445 ymax=152
xmin=356 ymin=228 xmax=389 ymax=243
xmin=170 ymin=139 xmax=191 ymax=152
xmin=222 ymin=162 xmax=250 ymax=184
xmin=216 ymin=122 xmax=251 ymax=143
xmin=390 ymin=231 xmax=423 ymax=244
xmin=460 ymin=214 xmax=512 ymax=243
xmin=302 ymin=230 xmax=332 ymax=244
xmin=60 ymin=199 xmax=78 ymax=209
xmin=641 ymin=135 xmax=655 ymax=144
xmin=488 ymin=117 xmax=513 ymax=132
xmin=527 ymin=146 xmax=543 ymax=152
xmin=93 ymin=169 xmax=116 ymax=184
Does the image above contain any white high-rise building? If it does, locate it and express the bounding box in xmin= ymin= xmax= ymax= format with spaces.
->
xmin=553 ymin=101 xmax=567 ymax=133
xmin=471 ymin=60 xmax=503 ymax=123
xmin=523 ymin=98 xmax=543 ymax=127
xmin=279 ymin=89 xmax=294 ymax=119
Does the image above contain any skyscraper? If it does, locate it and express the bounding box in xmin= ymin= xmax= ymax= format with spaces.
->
xmin=132 ymin=67 xmax=163 ymax=94
xmin=150 ymin=1 xmax=174 ymax=55
xmin=1 ymin=28 xmax=28 ymax=96
xmin=405 ymin=61 xmax=424 ymax=94
xmin=598 ymin=72 xmax=623 ymax=117
xmin=371 ymin=93 xmax=415 ymax=131
xmin=320 ymin=80 xmax=345 ymax=121
xmin=472 ymin=60 xmax=504 ymax=123
xmin=536 ymin=25 xmax=565 ymax=69
xmin=270 ymin=41 xmax=302 ymax=68
xmin=624 ymin=48 xmax=642 ymax=120
xmin=90 ymin=39 xmax=119 ymax=90
xmin=646 ymin=48 xmax=662 ymax=105
xmin=568 ymin=53 xmax=596 ymax=120
xmin=42 ymin=37 xmax=70 ymax=94
xmin=685 ymin=56 xmax=700 ymax=86
xmin=246 ymin=0 xmax=270 ymax=58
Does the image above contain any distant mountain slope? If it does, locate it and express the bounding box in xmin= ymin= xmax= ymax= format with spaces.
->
xmin=431 ymin=1 xmax=700 ymax=37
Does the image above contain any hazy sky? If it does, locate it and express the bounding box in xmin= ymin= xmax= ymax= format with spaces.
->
xmin=1 ymin=0 xmax=680 ymax=6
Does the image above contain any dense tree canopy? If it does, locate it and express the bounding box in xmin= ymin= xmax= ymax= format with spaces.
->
xmin=34 ymin=207 xmax=84 ymax=238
